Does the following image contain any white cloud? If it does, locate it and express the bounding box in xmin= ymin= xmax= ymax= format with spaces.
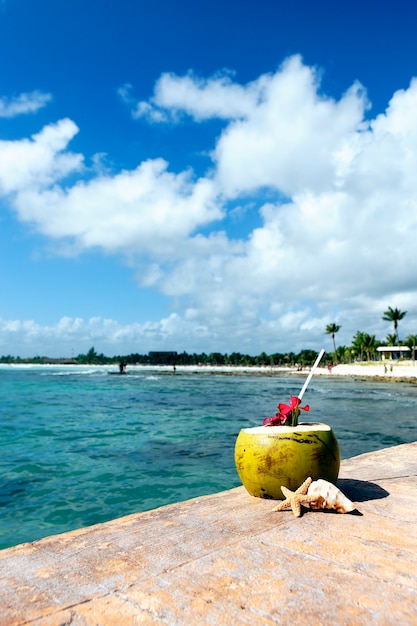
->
xmin=0 ymin=90 xmax=52 ymax=117
xmin=2 ymin=57 xmax=417 ymax=354
xmin=125 ymin=70 xmax=267 ymax=122
xmin=0 ymin=118 xmax=83 ymax=194
xmin=13 ymin=158 xmax=221 ymax=255
xmin=212 ymin=57 xmax=369 ymax=198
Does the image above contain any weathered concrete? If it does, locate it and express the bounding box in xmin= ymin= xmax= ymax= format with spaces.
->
xmin=1 ymin=442 xmax=417 ymax=625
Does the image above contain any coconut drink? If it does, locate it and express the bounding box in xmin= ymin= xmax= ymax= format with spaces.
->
xmin=234 ymin=349 xmax=340 ymax=500
xmin=235 ymin=421 xmax=340 ymax=499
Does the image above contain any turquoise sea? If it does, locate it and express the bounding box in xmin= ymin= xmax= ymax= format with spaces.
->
xmin=1 ymin=364 xmax=417 ymax=550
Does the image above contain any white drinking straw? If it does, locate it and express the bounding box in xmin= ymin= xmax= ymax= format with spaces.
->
xmin=298 ymin=348 xmax=325 ymax=401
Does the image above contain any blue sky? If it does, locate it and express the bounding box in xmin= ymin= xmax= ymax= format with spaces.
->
xmin=1 ymin=0 xmax=417 ymax=357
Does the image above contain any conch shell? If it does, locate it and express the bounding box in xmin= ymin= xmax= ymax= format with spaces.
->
xmin=307 ymin=479 xmax=355 ymax=513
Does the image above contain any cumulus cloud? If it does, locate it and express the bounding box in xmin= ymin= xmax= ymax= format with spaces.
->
xmin=2 ymin=57 xmax=417 ymax=354
xmin=13 ymin=158 xmax=221 ymax=255
xmin=0 ymin=118 xmax=83 ymax=194
xmin=120 ymin=70 xmax=267 ymax=122
xmin=212 ymin=57 xmax=369 ymax=197
xmin=0 ymin=90 xmax=52 ymax=117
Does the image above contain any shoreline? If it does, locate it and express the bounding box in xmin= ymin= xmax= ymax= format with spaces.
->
xmin=2 ymin=361 xmax=417 ymax=383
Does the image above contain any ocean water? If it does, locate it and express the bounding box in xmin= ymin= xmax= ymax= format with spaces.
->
xmin=1 ymin=365 xmax=417 ymax=550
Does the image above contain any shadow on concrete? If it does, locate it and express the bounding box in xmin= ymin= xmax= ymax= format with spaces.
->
xmin=337 ymin=478 xmax=389 ymax=502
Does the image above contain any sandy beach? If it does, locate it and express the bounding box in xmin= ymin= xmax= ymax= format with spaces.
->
xmin=118 ymin=361 xmax=417 ymax=382
xmin=158 ymin=362 xmax=417 ymax=382
xmin=316 ymin=362 xmax=417 ymax=380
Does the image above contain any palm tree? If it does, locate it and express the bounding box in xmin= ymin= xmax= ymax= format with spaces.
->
xmin=386 ymin=333 xmax=397 ymax=346
xmin=351 ymin=331 xmax=366 ymax=361
xmin=406 ymin=334 xmax=417 ymax=361
xmin=362 ymin=334 xmax=377 ymax=361
xmin=382 ymin=307 xmax=407 ymax=344
xmin=325 ymin=323 xmax=341 ymax=362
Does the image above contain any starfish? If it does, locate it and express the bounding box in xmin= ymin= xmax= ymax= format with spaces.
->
xmin=272 ymin=476 xmax=319 ymax=517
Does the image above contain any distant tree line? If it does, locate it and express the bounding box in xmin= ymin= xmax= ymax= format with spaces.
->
xmin=0 ymin=348 xmax=321 ymax=367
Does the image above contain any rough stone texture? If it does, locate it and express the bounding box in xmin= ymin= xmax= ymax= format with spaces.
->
xmin=1 ymin=442 xmax=416 ymax=625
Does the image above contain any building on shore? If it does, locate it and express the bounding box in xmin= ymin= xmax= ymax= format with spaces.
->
xmin=376 ymin=346 xmax=410 ymax=360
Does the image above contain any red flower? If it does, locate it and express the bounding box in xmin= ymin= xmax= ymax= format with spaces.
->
xmin=263 ymin=396 xmax=309 ymax=427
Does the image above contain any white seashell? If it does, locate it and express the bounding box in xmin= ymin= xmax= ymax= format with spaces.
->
xmin=307 ymin=479 xmax=355 ymax=513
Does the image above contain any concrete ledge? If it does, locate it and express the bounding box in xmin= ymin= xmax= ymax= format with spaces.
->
xmin=1 ymin=442 xmax=417 ymax=625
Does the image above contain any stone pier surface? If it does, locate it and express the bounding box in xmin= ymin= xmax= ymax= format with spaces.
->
xmin=1 ymin=443 xmax=417 ymax=625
